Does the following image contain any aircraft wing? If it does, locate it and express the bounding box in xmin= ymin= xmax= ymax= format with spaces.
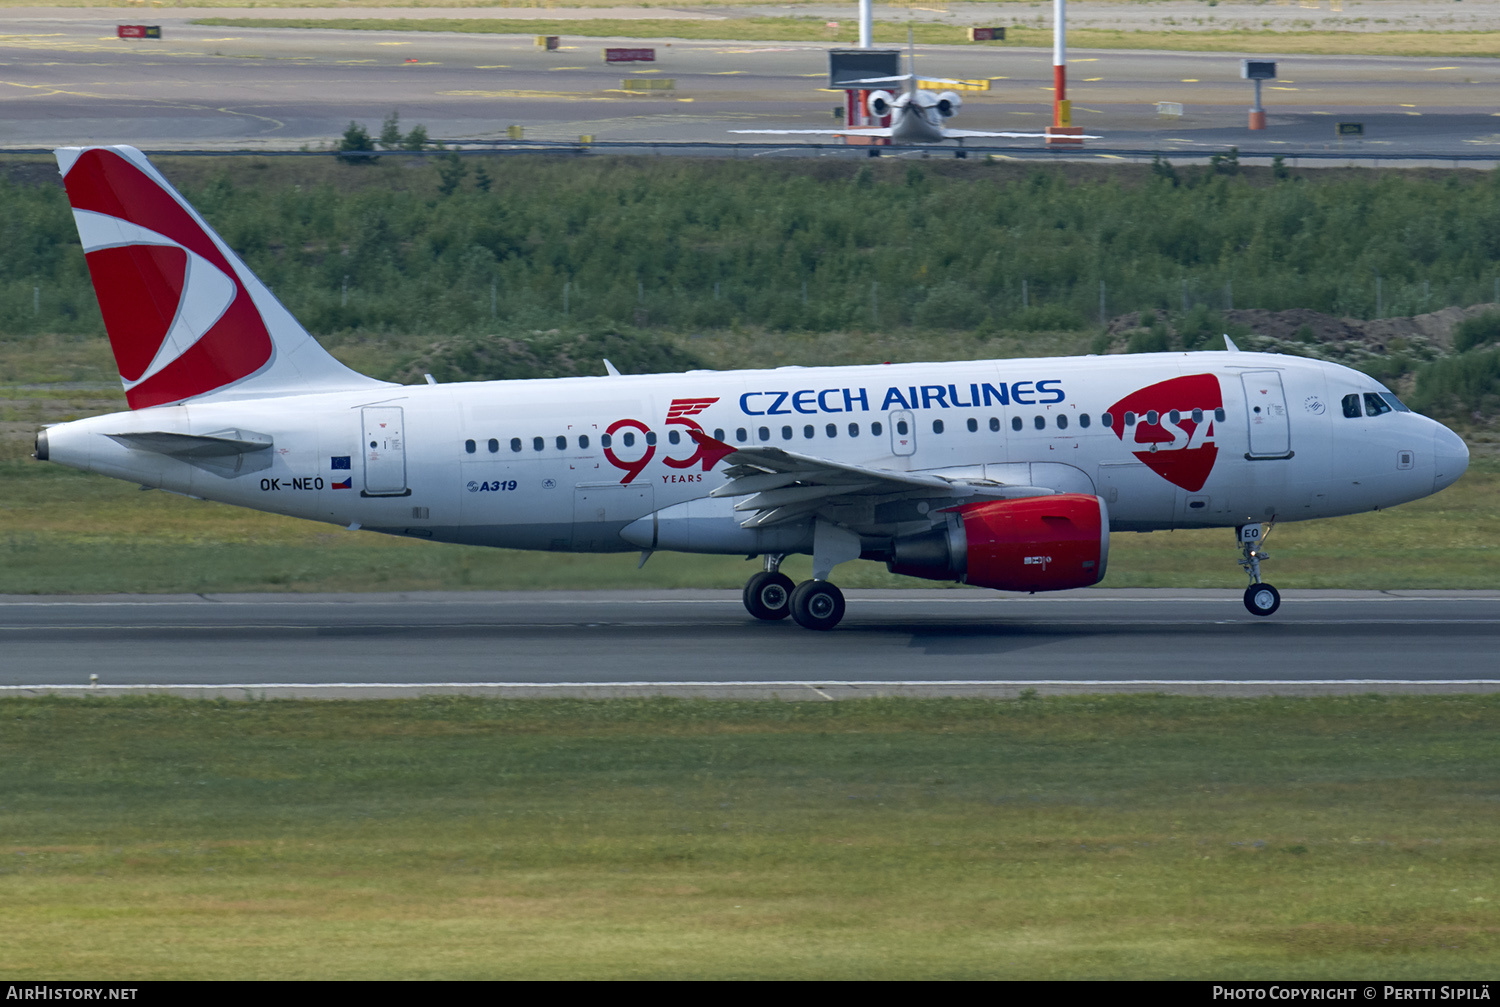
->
xmin=729 ymin=129 xmax=897 ymax=137
xmin=693 ymin=431 xmax=1050 ymax=529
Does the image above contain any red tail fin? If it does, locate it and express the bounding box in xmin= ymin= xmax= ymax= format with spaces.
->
xmin=57 ymin=145 xmax=386 ymax=409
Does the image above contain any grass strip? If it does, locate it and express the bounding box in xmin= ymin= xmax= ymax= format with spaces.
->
xmin=1 ymin=694 xmax=1495 ymax=979
xmin=194 ymin=17 xmax=1500 ymax=58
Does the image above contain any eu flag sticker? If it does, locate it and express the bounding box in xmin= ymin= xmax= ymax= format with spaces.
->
xmin=331 ymin=456 xmax=351 ymax=470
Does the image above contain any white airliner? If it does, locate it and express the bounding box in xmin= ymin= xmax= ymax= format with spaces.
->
xmin=36 ymin=145 xmax=1469 ymax=629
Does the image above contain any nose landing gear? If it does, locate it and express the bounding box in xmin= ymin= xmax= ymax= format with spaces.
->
xmin=1237 ymin=522 xmax=1281 ymax=617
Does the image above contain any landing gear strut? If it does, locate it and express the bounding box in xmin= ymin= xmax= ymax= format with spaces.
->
xmin=1237 ymin=522 xmax=1281 ymax=617
xmin=743 ymin=554 xmax=794 ymax=621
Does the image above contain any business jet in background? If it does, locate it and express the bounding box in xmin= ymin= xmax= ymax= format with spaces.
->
xmin=36 ymin=146 xmax=1468 ymax=630
xmin=730 ymin=40 xmax=1099 ymax=146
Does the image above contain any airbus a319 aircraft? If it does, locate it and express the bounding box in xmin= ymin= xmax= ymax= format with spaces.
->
xmin=35 ymin=146 xmax=1469 ymax=629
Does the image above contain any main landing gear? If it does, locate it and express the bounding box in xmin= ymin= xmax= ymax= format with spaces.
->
xmin=742 ymin=554 xmax=847 ymax=630
xmin=1237 ymin=522 xmax=1281 ymax=617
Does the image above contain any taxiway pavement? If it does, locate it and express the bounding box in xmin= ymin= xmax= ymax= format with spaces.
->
xmin=4 ymin=10 xmax=1500 ymax=157
xmin=2 ymin=589 xmax=1497 ymax=697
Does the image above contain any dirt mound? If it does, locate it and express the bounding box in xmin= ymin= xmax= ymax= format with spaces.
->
xmin=1103 ymin=303 xmax=1500 ymax=356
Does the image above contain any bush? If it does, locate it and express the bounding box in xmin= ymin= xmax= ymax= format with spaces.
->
xmin=1006 ymin=304 xmax=1085 ymax=332
xmin=337 ymin=121 xmax=376 ymax=162
xmin=1452 ymin=310 xmax=1500 ymax=353
xmin=1409 ymin=347 xmax=1500 ymax=420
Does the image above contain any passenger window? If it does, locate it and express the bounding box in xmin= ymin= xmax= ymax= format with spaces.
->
xmin=1011 ymin=416 xmax=1023 ymax=432
xmin=933 ymin=419 xmax=944 ymax=434
xmin=1033 ymin=416 xmax=1045 ymax=431
xmin=1342 ymin=394 xmax=1362 ymax=418
xmin=1364 ymin=392 xmax=1393 ymax=417
xmin=1146 ymin=410 xmax=1159 ymax=425
xmin=622 ymin=433 xmax=634 ymax=448
xmin=669 ymin=430 xmax=681 ymax=445
xmin=1214 ymin=408 xmax=1226 ymax=423
xmin=1169 ymin=410 xmax=1180 ymax=424
xmin=533 ymin=436 xmax=544 ymax=451
xmin=896 ymin=420 xmax=909 ymax=435
xmin=1057 ymin=414 xmax=1068 ymax=430
xmin=967 ymin=418 xmax=978 ymax=433
xmin=487 ymin=438 xmax=498 ymax=453
xmin=736 ymin=428 xmax=747 ymax=443
xmin=758 ymin=426 xmax=770 ymax=442
xmin=781 ymin=425 xmax=792 ymax=440
xmin=578 ymin=435 xmax=590 ymax=449
xmin=556 ymin=435 xmax=567 ymax=450
xmin=871 ymin=421 xmax=883 ymax=436
xmin=510 ymin=437 xmax=522 ymax=452
xmin=464 ymin=439 xmax=476 ymax=454
xmin=601 ymin=433 xmax=612 ymax=448
xmin=804 ymin=425 xmax=815 ymax=439
xmin=989 ymin=417 xmax=1000 ymax=432
xmin=826 ymin=423 xmax=837 ymax=438
xmin=1191 ymin=408 xmax=1203 ymax=424
xmin=1125 ymin=412 xmax=1136 ymax=426
xmin=1079 ymin=413 xmax=1091 ymax=429
xmin=646 ymin=431 xmax=657 ymax=446
xmin=1102 ymin=412 xmax=1114 ymax=428
xmin=1381 ymin=393 xmax=1412 ymax=413
xmin=714 ymin=428 xmax=725 ymax=441
xmin=849 ymin=423 xmax=860 ymax=437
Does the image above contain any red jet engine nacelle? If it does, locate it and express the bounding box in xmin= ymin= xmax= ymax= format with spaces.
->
xmin=887 ymin=494 xmax=1109 ymax=592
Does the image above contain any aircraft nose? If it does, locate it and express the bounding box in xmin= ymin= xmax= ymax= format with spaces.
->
xmin=1433 ymin=423 xmax=1470 ymax=493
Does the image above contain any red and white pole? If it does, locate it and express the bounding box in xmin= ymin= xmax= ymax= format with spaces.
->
xmin=1053 ymin=0 xmax=1066 ymax=127
xmin=1046 ymin=0 xmax=1084 ymax=144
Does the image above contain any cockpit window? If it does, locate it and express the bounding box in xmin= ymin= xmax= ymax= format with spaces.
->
xmin=1364 ymin=392 xmax=1393 ymax=417
xmin=1342 ymin=393 xmax=1362 ymax=418
xmin=1380 ymin=392 xmax=1412 ymax=413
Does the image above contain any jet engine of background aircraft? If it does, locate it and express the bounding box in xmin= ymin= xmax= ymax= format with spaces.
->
xmin=866 ymin=90 xmax=894 ymax=117
xmin=885 ymin=495 xmax=1109 ymax=593
xmin=934 ymin=92 xmax=962 ymax=117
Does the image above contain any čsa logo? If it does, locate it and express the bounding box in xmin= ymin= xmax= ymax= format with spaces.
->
xmin=65 ymin=149 xmax=273 ymax=409
xmin=605 ymin=397 xmax=735 ymax=484
xmin=1106 ymin=374 xmax=1222 ymax=492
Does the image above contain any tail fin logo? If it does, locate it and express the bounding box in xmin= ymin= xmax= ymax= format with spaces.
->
xmin=62 ymin=148 xmax=273 ymax=409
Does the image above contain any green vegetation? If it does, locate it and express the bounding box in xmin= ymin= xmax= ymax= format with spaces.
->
xmin=193 ymin=16 xmax=1500 ymax=58
xmin=1 ymin=694 xmax=1495 ymax=979
xmin=10 ymin=155 xmax=1500 ymax=349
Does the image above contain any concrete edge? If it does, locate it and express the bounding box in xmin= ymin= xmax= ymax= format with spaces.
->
xmin=5 ymin=681 xmax=1499 ymax=700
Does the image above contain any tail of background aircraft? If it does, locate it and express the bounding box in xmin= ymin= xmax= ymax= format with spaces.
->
xmin=56 ymin=145 xmax=388 ymax=410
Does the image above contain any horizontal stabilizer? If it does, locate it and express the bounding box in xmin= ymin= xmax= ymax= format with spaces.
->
xmin=108 ymin=429 xmax=273 ymax=458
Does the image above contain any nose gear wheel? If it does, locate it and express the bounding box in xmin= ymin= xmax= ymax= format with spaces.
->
xmin=1237 ymin=522 xmax=1281 ymax=617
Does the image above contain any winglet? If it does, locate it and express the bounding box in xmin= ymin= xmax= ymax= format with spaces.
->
xmin=1223 ymin=333 xmax=1240 ymax=352
xmin=603 ymin=359 xmax=622 ymax=377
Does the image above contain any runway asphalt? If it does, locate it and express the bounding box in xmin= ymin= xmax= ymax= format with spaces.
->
xmin=2 ymin=589 xmax=1497 ymax=697
xmin=5 ymin=9 xmax=1500 ymax=158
